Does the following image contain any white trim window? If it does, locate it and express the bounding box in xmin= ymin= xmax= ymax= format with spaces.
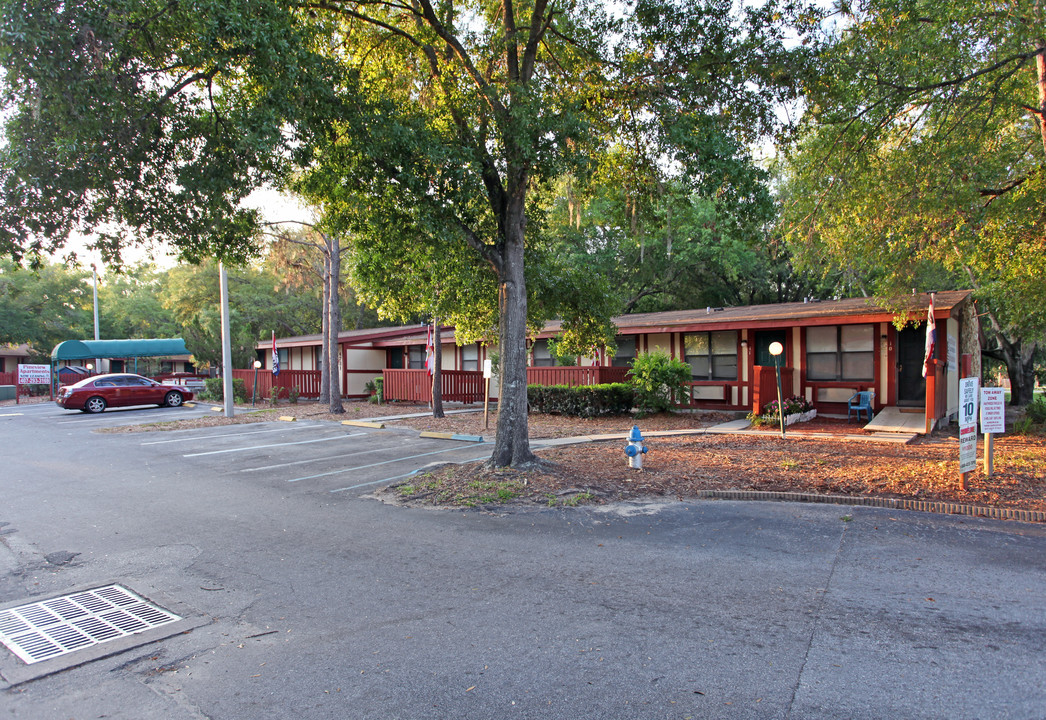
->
xmin=684 ymin=331 xmax=738 ymax=380
xmin=806 ymin=325 xmax=874 ymax=381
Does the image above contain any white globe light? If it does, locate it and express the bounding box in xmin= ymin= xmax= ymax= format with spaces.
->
xmin=769 ymin=341 xmax=784 ymax=356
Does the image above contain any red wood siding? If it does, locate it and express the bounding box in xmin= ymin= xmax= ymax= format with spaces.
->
xmin=525 ymin=366 xmax=630 ymax=387
xmin=383 ymin=369 xmax=486 ymax=404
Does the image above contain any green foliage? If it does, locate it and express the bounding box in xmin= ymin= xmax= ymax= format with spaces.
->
xmin=269 ymin=385 xmax=282 ymax=406
xmin=365 ymin=377 xmax=383 ymax=405
xmin=202 ymin=377 xmax=246 ymax=404
xmin=0 ymin=258 xmax=92 ymax=354
xmin=780 ymin=0 xmax=1046 ymax=399
xmin=1026 ymin=396 xmax=1046 ymax=426
xmin=627 ymin=351 xmax=692 ymax=415
xmin=0 ymin=0 xmax=339 ymax=266
xmin=527 ymin=384 xmax=635 ymax=418
xmin=288 ymin=386 xmax=300 ymax=405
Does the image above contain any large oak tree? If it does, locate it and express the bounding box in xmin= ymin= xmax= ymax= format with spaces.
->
xmin=781 ymin=0 xmax=1046 ymax=404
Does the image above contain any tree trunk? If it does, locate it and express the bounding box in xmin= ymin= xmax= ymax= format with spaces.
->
xmin=1002 ymin=341 xmax=1038 ymax=406
xmin=432 ymin=319 xmax=445 ymax=418
xmin=319 ymin=250 xmax=330 ymax=406
xmin=327 ymin=233 xmax=344 ymax=413
xmin=490 ymin=198 xmax=538 ymax=468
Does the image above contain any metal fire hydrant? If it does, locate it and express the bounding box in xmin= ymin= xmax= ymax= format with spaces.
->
xmin=624 ymin=425 xmax=649 ymax=469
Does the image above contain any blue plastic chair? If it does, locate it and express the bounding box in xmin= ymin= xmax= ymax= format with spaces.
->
xmin=848 ymin=391 xmax=875 ymax=423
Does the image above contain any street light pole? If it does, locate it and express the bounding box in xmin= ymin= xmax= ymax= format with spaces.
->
xmin=769 ymin=341 xmax=786 ymax=440
xmin=252 ymin=360 xmax=261 ymax=405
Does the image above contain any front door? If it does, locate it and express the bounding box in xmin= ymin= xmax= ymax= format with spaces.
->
xmin=754 ymin=330 xmax=787 ymax=367
xmin=896 ymin=326 xmax=926 ymax=406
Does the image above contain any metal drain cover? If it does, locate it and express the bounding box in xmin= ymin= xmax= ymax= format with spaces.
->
xmin=0 ymin=583 xmax=206 ymax=686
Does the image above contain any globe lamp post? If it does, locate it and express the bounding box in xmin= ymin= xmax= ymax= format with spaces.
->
xmin=252 ymin=360 xmax=262 ymax=406
xmin=769 ymin=341 xmax=786 ymax=440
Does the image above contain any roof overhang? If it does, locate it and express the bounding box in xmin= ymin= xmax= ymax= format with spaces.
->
xmin=51 ymin=338 xmax=190 ymax=361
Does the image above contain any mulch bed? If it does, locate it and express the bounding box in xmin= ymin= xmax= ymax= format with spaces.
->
xmin=93 ymin=399 xmax=1045 ymax=517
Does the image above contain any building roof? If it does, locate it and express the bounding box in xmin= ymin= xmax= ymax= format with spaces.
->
xmin=0 ymin=343 xmax=31 ymax=358
xmin=538 ymin=290 xmax=972 ymax=337
xmin=266 ymin=291 xmax=972 ymax=347
xmin=51 ymin=338 xmax=191 ymax=361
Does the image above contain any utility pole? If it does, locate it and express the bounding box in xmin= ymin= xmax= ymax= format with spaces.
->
xmin=219 ymin=262 xmax=235 ymax=418
xmin=92 ymin=264 xmax=101 ymax=372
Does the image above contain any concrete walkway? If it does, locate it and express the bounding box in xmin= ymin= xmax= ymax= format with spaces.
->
xmin=359 ymin=409 xmax=919 ymax=447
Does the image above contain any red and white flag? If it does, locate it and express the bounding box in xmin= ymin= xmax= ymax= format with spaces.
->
xmin=272 ymin=331 xmax=280 ymax=377
xmin=922 ymin=293 xmax=936 ymax=378
xmin=425 ymin=326 xmax=435 ymax=377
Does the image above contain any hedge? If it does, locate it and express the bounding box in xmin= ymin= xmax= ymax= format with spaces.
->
xmin=527 ymin=383 xmax=634 ymax=418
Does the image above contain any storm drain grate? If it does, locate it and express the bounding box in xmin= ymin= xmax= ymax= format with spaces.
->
xmin=0 ymin=585 xmax=181 ymax=665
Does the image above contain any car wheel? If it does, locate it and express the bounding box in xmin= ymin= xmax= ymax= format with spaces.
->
xmin=85 ymin=396 xmax=107 ymax=414
xmin=164 ymin=391 xmax=183 ymax=408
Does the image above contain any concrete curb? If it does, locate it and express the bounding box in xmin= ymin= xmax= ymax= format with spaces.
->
xmin=693 ymin=489 xmax=1046 ymax=523
xmin=419 ymin=431 xmax=485 ymax=443
xmin=342 ymin=420 xmax=386 ymax=429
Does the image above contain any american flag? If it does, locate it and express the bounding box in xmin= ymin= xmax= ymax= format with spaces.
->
xmin=425 ymin=326 xmax=435 ymax=377
xmin=272 ymin=331 xmax=280 ymax=377
xmin=922 ymin=293 xmax=936 ymax=378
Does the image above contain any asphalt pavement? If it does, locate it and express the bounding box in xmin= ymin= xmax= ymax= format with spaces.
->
xmin=0 ymin=401 xmax=1044 ymax=719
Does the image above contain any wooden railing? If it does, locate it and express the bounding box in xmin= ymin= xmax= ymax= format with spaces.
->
xmin=231 ymin=369 xmax=323 ymax=399
xmin=383 ymin=369 xmax=485 ymax=404
xmin=751 ymin=365 xmax=794 ymax=416
xmin=925 ymin=359 xmax=948 ymax=433
xmin=525 ymin=366 xmax=630 ymax=387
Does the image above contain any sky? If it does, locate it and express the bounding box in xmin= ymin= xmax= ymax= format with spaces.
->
xmin=70 ymin=186 xmax=316 ymax=276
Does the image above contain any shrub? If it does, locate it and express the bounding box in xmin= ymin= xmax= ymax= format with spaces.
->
xmin=761 ymin=395 xmax=813 ymax=420
xmin=527 ymin=383 xmax=634 ymax=418
xmin=628 ymin=351 xmax=692 ymax=415
xmin=202 ymin=377 xmax=247 ymax=403
xmin=366 ymin=377 xmax=384 ymax=404
xmin=288 ymin=386 xmax=301 ymax=404
xmin=1027 ymin=395 xmax=1046 ymax=425
xmin=269 ymin=385 xmax=281 ymax=406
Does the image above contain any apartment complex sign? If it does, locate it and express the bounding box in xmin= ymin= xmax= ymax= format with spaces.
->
xmin=17 ymin=364 xmax=50 ymax=385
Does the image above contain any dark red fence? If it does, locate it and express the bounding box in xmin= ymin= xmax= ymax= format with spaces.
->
xmin=525 ymin=366 xmax=630 ymax=387
xmin=232 ymin=369 xmax=323 ymax=399
xmin=0 ymin=372 xmax=15 ymax=385
xmin=751 ymin=365 xmax=794 ymax=416
xmin=383 ymin=369 xmax=486 ymax=404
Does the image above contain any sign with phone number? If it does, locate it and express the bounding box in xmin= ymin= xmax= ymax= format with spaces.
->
xmin=958 ymin=377 xmax=979 ymax=474
xmin=17 ymin=364 xmax=50 ymax=385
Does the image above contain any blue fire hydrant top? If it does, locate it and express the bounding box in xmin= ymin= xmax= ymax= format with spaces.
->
xmin=628 ymin=425 xmax=643 ymax=442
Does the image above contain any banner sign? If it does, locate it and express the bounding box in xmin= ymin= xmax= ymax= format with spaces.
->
xmin=980 ymin=388 xmax=1006 ymax=435
xmin=17 ymin=364 xmax=50 ymax=385
xmin=958 ymin=377 xmax=979 ymax=474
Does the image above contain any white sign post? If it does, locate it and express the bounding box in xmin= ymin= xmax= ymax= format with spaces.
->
xmin=482 ymin=358 xmax=493 ymax=430
xmin=16 ymin=364 xmax=51 ymax=405
xmin=980 ymin=387 xmax=1006 ymax=477
xmin=958 ymin=377 xmax=979 ymax=488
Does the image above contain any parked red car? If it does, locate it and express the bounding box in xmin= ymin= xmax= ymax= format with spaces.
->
xmin=56 ymin=373 xmax=194 ymax=413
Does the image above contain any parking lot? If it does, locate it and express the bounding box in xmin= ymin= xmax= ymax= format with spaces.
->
xmin=5 ymin=401 xmax=491 ymax=496
xmin=1 ymin=401 xmax=1045 ymax=719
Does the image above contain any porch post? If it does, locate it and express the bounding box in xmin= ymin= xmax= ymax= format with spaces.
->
xmin=924 ymin=359 xmax=937 ymax=434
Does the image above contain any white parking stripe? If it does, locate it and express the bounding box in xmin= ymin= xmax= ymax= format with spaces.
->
xmin=183 ymin=432 xmax=365 ymax=457
xmin=142 ymin=425 xmax=311 ymax=445
xmin=287 ymin=445 xmax=485 ymax=483
xmin=328 ymin=454 xmax=491 ymax=493
xmin=238 ymin=443 xmax=421 ymax=472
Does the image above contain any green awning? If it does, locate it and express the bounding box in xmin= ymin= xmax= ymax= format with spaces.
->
xmin=51 ymin=338 xmax=190 ymax=361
